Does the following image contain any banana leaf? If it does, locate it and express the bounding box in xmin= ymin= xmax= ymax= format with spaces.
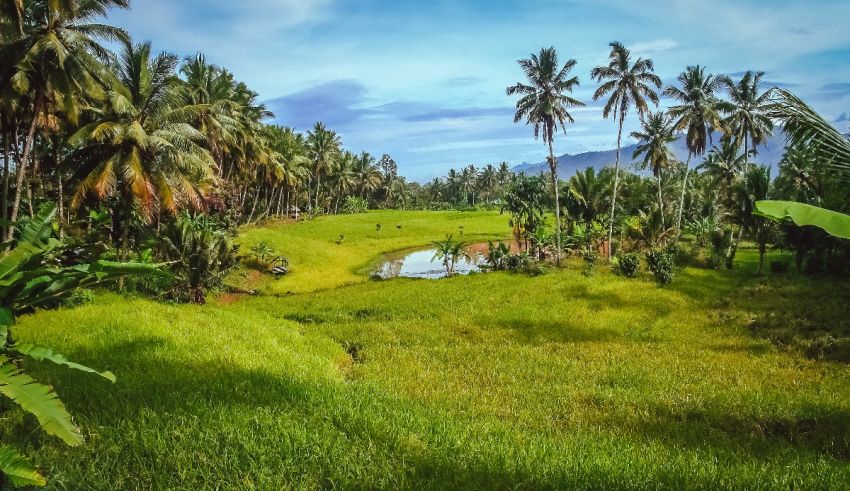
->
xmin=754 ymin=200 xmax=850 ymax=239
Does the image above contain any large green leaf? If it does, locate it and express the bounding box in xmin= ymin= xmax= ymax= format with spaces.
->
xmin=0 ymin=446 xmax=46 ymax=487
xmin=12 ymin=344 xmax=116 ymax=382
xmin=754 ymin=200 xmax=850 ymax=239
xmin=0 ymin=358 xmax=83 ymax=446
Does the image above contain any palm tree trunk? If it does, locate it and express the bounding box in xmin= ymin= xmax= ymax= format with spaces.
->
xmin=547 ymin=138 xmax=562 ymax=266
xmin=57 ymin=172 xmax=64 ymax=240
xmin=657 ymin=171 xmax=665 ymax=230
xmin=607 ymin=116 xmax=625 ymax=261
xmin=9 ymin=92 xmax=43 ymax=240
xmin=675 ymin=154 xmax=693 ymax=235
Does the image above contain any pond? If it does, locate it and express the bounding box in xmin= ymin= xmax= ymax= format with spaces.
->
xmin=371 ymin=242 xmax=521 ymax=280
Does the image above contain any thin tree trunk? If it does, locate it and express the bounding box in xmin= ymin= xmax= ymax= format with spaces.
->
xmin=57 ymin=173 xmax=64 ymax=239
xmin=9 ymin=93 xmax=43 ymax=240
xmin=547 ymin=138 xmax=562 ymax=266
xmin=607 ymin=116 xmax=625 ymax=261
xmin=246 ymin=186 xmax=260 ymax=224
xmin=675 ymin=154 xmax=693 ymax=235
xmin=2 ymin=132 xmax=9 ymax=239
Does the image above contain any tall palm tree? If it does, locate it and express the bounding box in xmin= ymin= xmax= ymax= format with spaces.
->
xmin=68 ymin=39 xmax=215 ymax=256
xmin=507 ymin=47 xmax=584 ymax=264
xmin=631 ymin=111 xmax=676 ymax=228
xmin=478 ymin=164 xmax=498 ymax=203
xmin=591 ymin=41 xmax=661 ymax=259
xmin=0 ymin=0 xmax=130 ymax=239
xmin=664 ymin=65 xmax=728 ymax=233
xmin=460 ymin=164 xmax=477 ymax=205
xmin=306 ymin=122 xmax=340 ymax=213
xmin=697 ymin=140 xmax=747 ymax=192
xmin=333 ymin=150 xmax=357 ymax=212
xmin=722 ymin=71 xmax=774 ymax=162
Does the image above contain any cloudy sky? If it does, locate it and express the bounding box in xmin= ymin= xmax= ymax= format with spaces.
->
xmin=108 ymin=0 xmax=850 ymax=181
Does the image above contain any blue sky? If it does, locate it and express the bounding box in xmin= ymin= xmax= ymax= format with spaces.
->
xmin=109 ymin=0 xmax=850 ymax=181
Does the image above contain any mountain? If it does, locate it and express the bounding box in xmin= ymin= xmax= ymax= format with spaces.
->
xmin=513 ymin=133 xmax=788 ymax=179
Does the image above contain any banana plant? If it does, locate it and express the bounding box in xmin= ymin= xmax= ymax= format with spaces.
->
xmin=0 ymin=205 xmax=161 ymax=487
xmin=755 ymin=201 xmax=850 ymax=240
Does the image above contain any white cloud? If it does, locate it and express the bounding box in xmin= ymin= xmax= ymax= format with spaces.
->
xmin=630 ymin=39 xmax=679 ymax=54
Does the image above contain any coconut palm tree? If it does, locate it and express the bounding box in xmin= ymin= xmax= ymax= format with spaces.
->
xmin=478 ymin=164 xmax=499 ymax=203
xmin=722 ymin=71 xmax=774 ymax=163
xmin=0 ymin=0 xmax=130 ymax=239
xmin=507 ymin=47 xmax=584 ymax=264
xmin=306 ymin=122 xmax=340 ymax=213
xmin=631 ymin=111 xmax=676 ymax=228
xmin=67 ymin=39 xmax=215 ymax=256
xmin=698 ymin=139 xmax=747 ymax=193
xmin=664 ymin=66 xmax=729 ymax=233
xmin=353 ymin=151 xmax=382 ymax=200
xmin=332 ymin=150 xmax=358 ymax=212
xmin=591 ymin=41 xmax=661 ymax=259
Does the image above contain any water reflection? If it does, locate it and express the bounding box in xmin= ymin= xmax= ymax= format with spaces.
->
xmin=372 ymin=245 xmax=487 ymax=279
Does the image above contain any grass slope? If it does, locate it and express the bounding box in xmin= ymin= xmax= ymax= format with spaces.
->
xmin=9 ymin=211 xmax=850 ymax=489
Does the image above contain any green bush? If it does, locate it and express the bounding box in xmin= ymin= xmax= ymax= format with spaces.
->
xmin=770 ymin=260 xmax=790 ymax=274
xmin=342 ymin=196 xmax=369 ymax=214
xmin=646 ymin=249 xmax=675 ymax=285
xmin=62 ymin=288 xmax=96 ymax=308
xmin=581 ymin=248 xmax=598 ymax=276
xmin=614 ymin=253 xmax=641 ymax=278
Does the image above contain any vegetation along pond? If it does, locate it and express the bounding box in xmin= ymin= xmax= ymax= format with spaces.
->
xmin=372 ymin=242 xmax=517 ymax=279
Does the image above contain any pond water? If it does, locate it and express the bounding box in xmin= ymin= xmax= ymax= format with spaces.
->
xmin=371 ymin=242 xmax=521 ymax=279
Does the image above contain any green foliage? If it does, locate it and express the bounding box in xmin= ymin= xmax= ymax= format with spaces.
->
xmin=0 ymin=446 xmax=46 ymax=487
xmin=503 ymin=175 xmax=548 ymax=248
xmin=646 ymin=249 xmax=675 ymax=285
xmin=483 ymin=241 xmax=511 ymax=271
xmin=581 ymin=248 xmax=599 ymax=276
xmin=431 ymin=235 xmax=469 ymax=277
xmin=342 ymin=196 xmax=369 ymax=214
xmin=755 ymin=201 xmax=850 ymax=240
xmin=159 ymin=213 xmax=238 ymax=304
xmin=613 ymin=253 xmax=641 ymax=278
xmin=248 ymin=241 xmax=276 ymax=269
xmin=0 ymin=205 xmax=159 ymax=486
xmin=61 ymin=288 xmax=96 ymax=308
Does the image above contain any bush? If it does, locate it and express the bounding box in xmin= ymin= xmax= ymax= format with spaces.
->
xmin=247 ymin=241 xmax=276 ymax=269
xmin=646 ymin=249 xmax=675 ymax=285
xmin=342 ymin=196 xmax=369 ymax=214
xmin=581 ymin=248 xmax=598 ymax=276
xmin=614 ymin=253 xmax=641 ymax=278
xmin=62 ymin=288 xmax=96 ymax=308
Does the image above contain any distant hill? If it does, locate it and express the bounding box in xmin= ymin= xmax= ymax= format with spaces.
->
xmin=513 ymin=133 xmax=788 ymax=179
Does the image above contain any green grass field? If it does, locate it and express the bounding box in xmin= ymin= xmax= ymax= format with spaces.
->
xmin=9 ymin=211 xmax=850 ymax=489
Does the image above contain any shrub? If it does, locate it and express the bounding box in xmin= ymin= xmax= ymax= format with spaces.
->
xmin=505 ymin=252 xmax=532 ymax=272
xmin=248 ymin=241 xmax=276 ymax=268
xmin=614 ymin=253 xmax=641 ymax=278
xmin=62 ymin=288 xmax=96 ymax=308
xmin=342 ymin=196 xmax=369 ymax=214
xmin=646 ymin=249 xmax=675 ymax=285
xmin=581 ymin=248 xmax=598 ymax=276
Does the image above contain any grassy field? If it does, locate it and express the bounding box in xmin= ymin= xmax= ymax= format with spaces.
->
xmin=9 ymin=211 xmax=850 ymax=489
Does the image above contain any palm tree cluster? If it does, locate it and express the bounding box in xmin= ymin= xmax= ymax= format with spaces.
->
xmin=0 ymin=1 xmax=403 ymax=260
xmin=506 ymin=43 xmax=846 ymax=270
xmin=422 ymin=162 xmax=515 ymax=208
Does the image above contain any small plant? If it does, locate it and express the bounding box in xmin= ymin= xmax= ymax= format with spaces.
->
xmin=505 ymin=251 xmax=532 ymax=273
xmin=249 ymin=241 xmax=276 ymax=267
xmin=431 ymin=235 xmax=469 ymax=277
xmin=483 ymin=241 xmax=511 ymax=271
xmin=614 ymin=252 xmax=641 ymax=278
xmin=336 ymin=234 xmax=346 ymax=245
xmin=646 ymin=249 xmax=675 ymax=285
xmin=376 ymin=223 xmax=382 ymax=234
xmin=582 ymin=248 xmax=598 ymax=276
xmin=396 ymin=224 xmax=402 ymax=231
xmin=62 ymin=288 xmax=96 ymax=308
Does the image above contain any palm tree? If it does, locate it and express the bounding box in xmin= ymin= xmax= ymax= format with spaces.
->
xmin=566 ymin=167 xmax=607 ymax=229
xmin=734 ymin=165 xmax=773 ymax=272
xmin=333 ymin=150 xmax=358 ymax=213
xmin=697 ymin=140 xmax=747 ymax=192
xmin=591 ymin=41 xmax=661 ymax=259
xmin=507 ymin=47 xmax=585 ymax=264
xmin=68 ymin=39 xmax=215 ymax=256
xmin=722 ymin=71 xmax=774 ymax=164
xmin=478 ymin=164 xmax=499 ymax=203
xmin=306 ymin=122 xmax=340 ymax=213
xmin=353 ymin=151 xmax=382 ymax=200
xmin=631 ymin=111 xmax=676 ymax=228
xmin=0 ymin=0 xmax=130 ymax=239
xmin=432 ymin=235 xmax=469 ymax=277
xmin=460 ymin=164 xmax=477 ymax=204
xmin=664 ymin=66 xmax=729 ymax=233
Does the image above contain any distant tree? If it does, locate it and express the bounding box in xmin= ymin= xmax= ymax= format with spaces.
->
xmin=591 ymin=41 xmax=661 ymax=259
xmin=507 ymin=47 xmax=585 ymax=264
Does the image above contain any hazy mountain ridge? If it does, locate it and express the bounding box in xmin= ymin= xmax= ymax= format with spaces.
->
xmin=513 ymin=133 xmax=788 ymax=178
